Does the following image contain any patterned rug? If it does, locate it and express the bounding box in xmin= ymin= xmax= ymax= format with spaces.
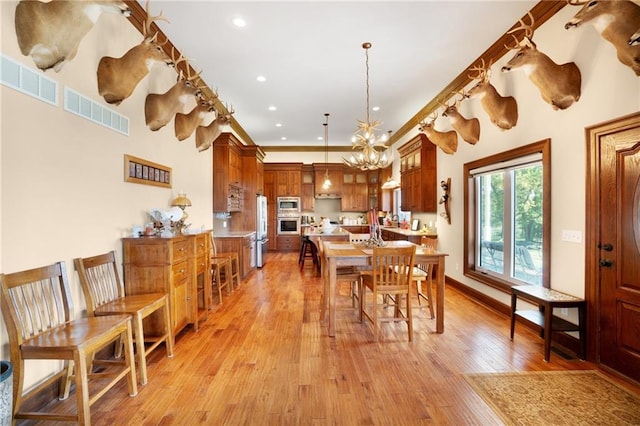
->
xmin=464 ymin=370 xmax=640 ymax=425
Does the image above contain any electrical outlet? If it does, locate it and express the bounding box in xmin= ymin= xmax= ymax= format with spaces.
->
xmin=561 ymin=229 xmax=582 ymax=243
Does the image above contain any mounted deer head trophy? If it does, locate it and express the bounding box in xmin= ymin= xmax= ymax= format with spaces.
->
xmin=502 ymin=12 xmax=582 ymax=110
xmin=175 ymin=94 xmax=217 ymax=141
xmin=565 ymin=0 xmax=640 ymax=76
xmin=418 ymin=112 xmax=458 ymax=155
xmin=96 ymin=0 xmax=173 ymax=105
xmin=440 ymin=92 xmax=481 ymax=145
xmin=14 ymin=0 xmax=131 ymax=72
xmin=465 ymin=59 xmax=518 ymax=130
xmin=144 ymin=50 xmax=203 ymax=131
xmin=195 ymin=104 xmax=235 ymax=152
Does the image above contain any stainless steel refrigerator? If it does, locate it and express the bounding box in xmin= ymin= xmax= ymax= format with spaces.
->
xmin=256 ymin=195 xmax=268 ymax=268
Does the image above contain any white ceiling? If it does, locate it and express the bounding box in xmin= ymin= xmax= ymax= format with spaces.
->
xmin=151 ymin=1 xmax=538 ymax=147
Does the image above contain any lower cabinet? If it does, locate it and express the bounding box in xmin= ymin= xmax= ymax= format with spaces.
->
xmin=122 ymin=233 xmax=211 ymax=336
xmin=277 ymin=235 xmax=300 ymax=252
xmin=216 ymin=233 xmax=256 ymax=280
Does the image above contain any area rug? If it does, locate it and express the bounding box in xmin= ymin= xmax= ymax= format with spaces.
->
xmin=464 ymin=370 xmax=640 ymax=425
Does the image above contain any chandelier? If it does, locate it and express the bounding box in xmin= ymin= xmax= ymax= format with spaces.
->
xmin=343 ymin=42 xmax=391 ymax=171
xmin=322 ymin=113 xmax=332 ymax=189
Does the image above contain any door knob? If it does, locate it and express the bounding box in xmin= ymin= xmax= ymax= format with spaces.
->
xmin=599 ymin=259 xmax=613 ymax=267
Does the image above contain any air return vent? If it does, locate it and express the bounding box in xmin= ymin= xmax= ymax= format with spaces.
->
xmin=64 ymin=87 xmax=129 ymax=136
xmin=0 ymin=53 xmax=57 ymax=106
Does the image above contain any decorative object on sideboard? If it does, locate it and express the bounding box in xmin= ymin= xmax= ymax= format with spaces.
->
xmin=440 ymin=178 xmax=451 ymax=225
xmin=322 ymin=113 xmax=332 ymax=190
xmin=343 ymin=42 xmax=391 ymax=171
xmin=171 ymin=193 xmax=192 ymax=234
xmin=124 ymin=154 xmax=171 ymax=188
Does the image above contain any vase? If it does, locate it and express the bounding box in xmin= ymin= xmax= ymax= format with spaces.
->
xmin=0 ymin=361 xmax=12 ymax=426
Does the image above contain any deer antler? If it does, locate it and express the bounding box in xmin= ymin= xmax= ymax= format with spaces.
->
xmin=468 ymin=58 xmax=488 ymax=81
xmin=143 ymin=0 xmax=170 ymax=37
xmin=507 ymin=11 xmax=535 ymax=40
xmin=566 ymin=0 xmax=589 ymax=5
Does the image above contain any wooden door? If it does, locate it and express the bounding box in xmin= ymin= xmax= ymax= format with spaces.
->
xmin=586 ymin=112 xmax=640 ymax=382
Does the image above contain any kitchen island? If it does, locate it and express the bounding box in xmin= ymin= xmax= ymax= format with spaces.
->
xmin=212 ymin=231 xmax=257 ymax=280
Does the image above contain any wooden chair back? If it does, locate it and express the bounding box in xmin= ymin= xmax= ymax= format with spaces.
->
xmin=420 ymin=236 xmax=438 ymax=250
xmin=75 ymin=250 xmax=124 ymax=316
xmin=0 ymin=261 xmax=73 ymax=350
xmin=210 ymin=231 xmax=220 ymax=257
xmin=349 ymin=233 xmax=370 ymax=244
xmin=371 ymin=246 xmax=416 ymax=292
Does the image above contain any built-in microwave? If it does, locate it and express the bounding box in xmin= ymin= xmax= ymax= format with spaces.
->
xmin=277 ymin=197 xmax=301 ymax=215
xmin=277 ymin=216 xmax=301 ymax=235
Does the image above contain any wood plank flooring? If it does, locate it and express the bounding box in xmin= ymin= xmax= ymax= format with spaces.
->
xmin=24 ymin=252 xmax=640 ymax=425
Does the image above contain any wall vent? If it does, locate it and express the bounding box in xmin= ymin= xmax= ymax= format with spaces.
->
xmin=0 ymin=53 xmax=58 ymax=106
xmin=64 ymin=87 xmax=129 ymax=136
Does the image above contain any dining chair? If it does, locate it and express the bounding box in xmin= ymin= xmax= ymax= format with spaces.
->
xmin=411 ymin=237 xmax=438 ymax=318
xmin=74 ymin=250 xmax=174 ymax=386
xmin=346 ymin=233 xmax=372 ymax=307
xmin=360 ymin=245 xmax=416 ymax=342
xmin=211 ymin=232 xmax=240 ymax=290
xmin=0 ymin=261 xmax=138 ymax=425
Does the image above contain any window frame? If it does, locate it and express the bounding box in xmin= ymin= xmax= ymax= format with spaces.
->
xmin=463 ymin=139 xmax=551 ymax=291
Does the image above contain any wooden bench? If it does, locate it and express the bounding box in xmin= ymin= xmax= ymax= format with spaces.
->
xmin=510 ymin=285 xmax=586 ymax=362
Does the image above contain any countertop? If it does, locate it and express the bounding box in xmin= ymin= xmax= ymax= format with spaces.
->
xmin=381 ymin=226 xmax=437 ymax=238
xmin=212 ymin=231 xmax=256 ymax=238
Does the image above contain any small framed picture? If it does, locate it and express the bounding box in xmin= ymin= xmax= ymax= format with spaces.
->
xmin=124 ymin=154 xmax=172 ymax=188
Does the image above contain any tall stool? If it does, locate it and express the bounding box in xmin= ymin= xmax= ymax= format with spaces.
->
xmin=211 ymin=233 xmax=240 ymax=290
xmin=299 ymin=236 xmax=318 ymax=270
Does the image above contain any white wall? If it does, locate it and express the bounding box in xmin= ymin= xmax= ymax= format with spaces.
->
xmin=1 ymin=2 xmax=213 ymax=388
xmin=393 ymin=6 xmax=640 ymax=305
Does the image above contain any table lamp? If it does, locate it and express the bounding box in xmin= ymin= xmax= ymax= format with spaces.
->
xmin=171 ymin=193 xmax=192 ymax=233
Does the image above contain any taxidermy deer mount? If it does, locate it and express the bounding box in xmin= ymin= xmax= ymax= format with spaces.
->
xmin=195 ymin=105 xmax=235 ymax=152
xmin=418 ymin=112 xmax=458 ymax=155
xmin=465 ymin=59 xmax=518 ymax=131
xmin=144 ymin=50 xmax=203 ymax=131
xmin=14 ymin=0 xmax=131 ymax=72
xmin=175 ymin=96 xmax=217 ymax=141
xmin=440 ymin=92 xmax=480 ymax=145
xmin=565 ymin=0 xmax=640 ymax=76
xmin=501 ymin=12 xmax=582 ymax=110
xmin=97 ymin=0 xmax=173 ymax=105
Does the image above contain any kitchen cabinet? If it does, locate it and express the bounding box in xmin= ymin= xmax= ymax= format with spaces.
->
xmin=398 ymin=133 xmax=437 ymax=213
xmin=301 ymin=165 xmax=315 ymax=212
xmin=216 ymin=233 xmax=256 ymax=280
xmin=122 ymin=233 xmax=210 ymax=336
xmin=264 ymin=170 xmax=277 ymax=251
xmin=212 ymin=134 xmax=244 ymax=213
xmin=313 ymin=163 xmax=343 ymax=198
xmin=341 ymin=168 xmax=368 ymax=212
xmin=276 ymin=169 xmax=301 ymax=197
xmin=367 ymin=170 xmax=379 ymax=211
xmin=277 ymin=235 xmax=300 ymax=252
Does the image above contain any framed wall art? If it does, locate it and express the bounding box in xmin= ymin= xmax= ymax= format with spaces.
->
xmin=124 ymin=154 xmax=171 ymax=188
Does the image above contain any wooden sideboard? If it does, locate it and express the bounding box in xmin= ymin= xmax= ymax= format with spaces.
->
xmin=122 ymin=233 xmax=211 ymax=336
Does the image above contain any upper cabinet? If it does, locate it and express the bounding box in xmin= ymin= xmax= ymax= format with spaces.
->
xmin=313 ymin=163 xmax=343 ymax=199
xmin=265 ymin=163 xmax=302 ymax=197
xmin=341 ymin=168 xmax=368 ymax=211
xmin=398 ymin=133 xmax=437 ymax=213
xmin=301 ymin=165 xmax=315 ymax=212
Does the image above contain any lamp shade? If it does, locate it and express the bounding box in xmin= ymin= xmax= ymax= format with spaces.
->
xmin=172 ymin=193 xmax=192 ymax=207
xmin=381 ymin=177 xmax=400 ymax=189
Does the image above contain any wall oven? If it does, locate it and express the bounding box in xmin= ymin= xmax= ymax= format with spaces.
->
xmin=277 ymin=215 xmax=301 ymax=235
xmin=277 ymin=197 xmax=301 ymax=215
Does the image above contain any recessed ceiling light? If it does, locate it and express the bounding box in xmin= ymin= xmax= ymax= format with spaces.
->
xmin=268 ymin=106 xmax=277 ymax=111
xmin=372 ymin=106 xmax=380 ymax=112
xmin=232 ymin=17 xmax=246 ymax=28
xmin=317 ymin=136 xmax=323 ymax=141
xmin=256 ymin=75 xmax=266 ymax=82
xmin=281 ymin=137 xmax=287 ymax=141
xmin=275 ymin=123 xmax=282 ymax=127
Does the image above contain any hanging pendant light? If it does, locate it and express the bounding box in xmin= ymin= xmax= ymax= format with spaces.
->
xmin=343 ymin=42 xmax=391 ymax=171
xmin=322 ymin=113 xmax=332 ymax=190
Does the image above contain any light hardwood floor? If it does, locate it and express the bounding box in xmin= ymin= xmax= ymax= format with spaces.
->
xmin=25 ymin=252 xmax=639 ymax=425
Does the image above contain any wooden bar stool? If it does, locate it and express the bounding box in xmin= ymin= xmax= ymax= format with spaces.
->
xmin=299 ymin=235 xmax=318 ymax=270
xmin=211 ymin=233 xmax=240 ymax=290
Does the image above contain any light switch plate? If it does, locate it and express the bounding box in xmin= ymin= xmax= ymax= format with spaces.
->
xmin=561 ymin=230 xmax=582 ymax=243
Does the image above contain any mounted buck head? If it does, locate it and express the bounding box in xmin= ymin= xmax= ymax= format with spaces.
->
xmin=144 ymin=50 xmax=203 ymax=131
xmin=195 ymin=104 xmax=235 ymax=152
xmin=502 ymin=12 xmax=582 ymax=110
xmin=97 ymin=0 xmax=173 ymax=105
xmin=441 ymin=92 xmax=480 ymax=145
xmin=175 ymin=94 xmax=217 ymax=141
xmin=418 ymin=112 xmax=458 ymax=155
xmin=14 ymin=0 xmax=131 ymax=72
xmin=466 ymin=59 xmax=518 ymax=130
xmin=565 ymin=0 xmax=640 ymax=76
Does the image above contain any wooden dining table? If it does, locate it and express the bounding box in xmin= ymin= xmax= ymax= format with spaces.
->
xmin=319 ymin=240 xmax=448 ymax=337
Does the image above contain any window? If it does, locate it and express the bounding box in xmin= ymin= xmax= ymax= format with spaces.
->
xmin=464 ymin=140 xmax=550 ymax=290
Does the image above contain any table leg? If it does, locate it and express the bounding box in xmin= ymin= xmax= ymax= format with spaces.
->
xmin=435 ymin=257 xmax=445 ymax=333
xmin=328 ymin=257 xmax=337 ymax=337
xmin=578 ymin=304 xmax=587 ymax=360
xmin=510 ymin=291 xmax=517 ymax=340
xmin=543 ymin=303 xmax=552 ymax=362
xmin=320 ymin=252 xmax=328 ymax=324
